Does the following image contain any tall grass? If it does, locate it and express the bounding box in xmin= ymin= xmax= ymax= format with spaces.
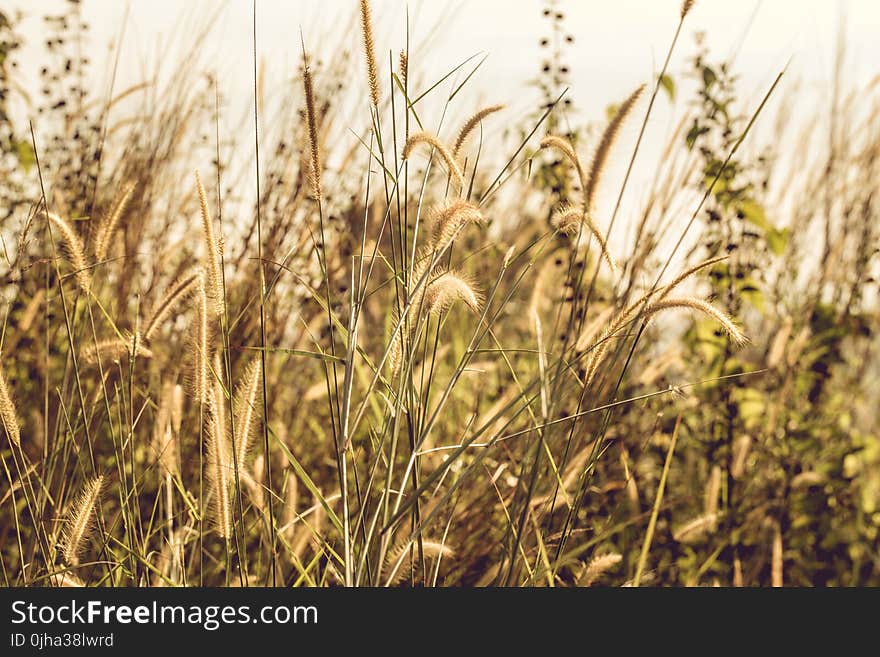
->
xmin=0 ymin=0 xmax=878 ymax=587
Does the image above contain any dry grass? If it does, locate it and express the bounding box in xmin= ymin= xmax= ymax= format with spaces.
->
xmin=0 ymin=0 xmax=878 ymax=589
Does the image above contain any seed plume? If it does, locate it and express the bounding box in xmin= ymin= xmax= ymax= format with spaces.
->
xmin=584 ymin=85 xmax=644 ymax=212
xmin=580 ymin=553 xmax=622 ymax=587
xmin=399 ymin=50 xmax=408 ymax=87
xmin=93 ymin=181 xmax=135 ymax=262
xmin=424 ymin=271 xmax=481 ymax=315
xmin=673 ymin=512 xmax=718 ymax=543
xmin=46 ymin=211 xmax=91 ymax=293
xmin=206 ymin=414 xmax=232 ymax=539
xmin=302 ymin=54 xmax=322 ymax=201
xmin=233 ymin=357 xmax=262 ymax=469
xmin=0 ymin=361 xmax=20 ymax=448
xmin=551 ymin=204 xmax=617 ymax=272
xmin=81 ymin=334 xmax=154 ymax=366
xmin=540 ymin=135 xmax=586 ymax=191
xmin=681 ymin=0 xmax=695 ymax=18
xmin=195 ymin=172 xmax=224 ymax=318
xmin=188 ymin=273 xmax=212 ymax=404
xmin=645 ymin=296 xmax=747 ymax=346
xmin=430 ymin=200 xmax=484 ymax=250
xmin=452 ymin=104 xmax=505 ymax=160
xmin=402 ymin=132 xmax=465 ymax=191
xmin=144 ymin=273 xmax=200 ymax=341
xmin=61 ymin=475 xmax=104 ymax=566
xmin=359 ymin=0 xmax=380 ymax=107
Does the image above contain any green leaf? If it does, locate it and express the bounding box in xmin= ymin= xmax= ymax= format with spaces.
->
xmin=734 ymin=387 xmax=766 ymax=430
xmin=737 ymin=200 xmax=770 ymax=231
xmin=15 ymin=140 xmax=35 ymax=172
xmin=686 ymin=120 xmax=709 ymax=150
xmin=660 ymin=73 xmax=675 ymax=101
xmin=702 ymin=66 xmax=717 ymax=89
xmin=767 ymin=227 xmax=790 ymax=255
xmin=739 ymin=285 xmax=765 ymax=312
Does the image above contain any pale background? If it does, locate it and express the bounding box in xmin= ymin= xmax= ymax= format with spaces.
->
xmin=8 ymin=1 xmax=880 ymax=253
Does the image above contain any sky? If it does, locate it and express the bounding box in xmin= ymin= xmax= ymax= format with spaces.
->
xmin=12 ymin=0 xmax=880 ymax=112
xmin=7 ymin=1 xmax=880 ymax=252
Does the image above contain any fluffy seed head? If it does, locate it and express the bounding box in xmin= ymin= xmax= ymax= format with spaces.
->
xmin=539 ymin=135 xmax=586 ymax=191
xmin=195 ymin=172 xmax=224 ymax=318
xmin=188 ymin=273 xmax=212 ymax=405
xmin=46 ymin=211 xmax=91 ymax=293
xmin=81 ymin=333 xmax=153 ymax=366
xmin=430 ymin=200 xmax=484 ymax=250
xmin=673 ymin=512 xmax=718 ymax=543
xmin=302 ymin=55 xmax=322 ymax=201
xmin=645 ymin=296 xmax=748 ymax=346
xmin=452 ymin=104 xmax=505 ymax=161
xmin=61 ymin=475 xmax=104 ymax=566
xmin=551 ymin=204 xmax=617 ymax=273
xmin=424 ymin=271 xmax=481 ymax=315
xmin=681 ymin=0 xmax=695 ymax=18
xmin=584 ymin=84 xmax=645 ymax=211
xmin=359 ymin=0 xmax=380 ymax=107
xmin=206 ymin=415 xmax=232 ymax=539
xmin=402 ymin=132 xmax=465 ymax=191
xmin=233 ymin=357 xmax=262 ymax=470
xmin=143 ymin=273 xmax=200 ymax=341
xmin=0 ymin=361 xmax=20 ymax=448
xmin=581 ymin=553 xmax=622 ymax=587
xmin=94 ymin=181 xmax=135 ymax=262
xmin=385 ymin=539 xmax=454 ymax=584
xmin=399 ymin=50 xmax=408 ymax=87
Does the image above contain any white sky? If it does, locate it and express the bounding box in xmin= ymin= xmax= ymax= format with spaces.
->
xmin=13 ymin=0 xmax=879 ymax=111
xmin=8 ymin=1 xmax=880 ymax=253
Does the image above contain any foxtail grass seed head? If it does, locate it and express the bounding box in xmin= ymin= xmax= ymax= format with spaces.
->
xmin=233 ymin=357 xmax=262 ymax=469
xmin=0 ymin=362 xmax=20 ymax=448
xmin=681 ymin=0 xmax=695 ymax=18
xmin=551 ymin=204 xmax=617 ymax=273
xmin=170 ymin=384 xmax=184 ymax=435
xmin=302 ymin=56 xmax=323 ymax=201
xmin=82 ymin=335 xmax=154 ymax=366
xmin=424 ymin=271 xmax=481 ymax=315
xmin=704 ymin=465 xmax=721 ymax=525
xmin=502 ymin=245 xmax=516 ymax=269
xmin=399 ymin=50 xmax=408 ymax=87
xmin=61 ymin=475 xmax=104 ymax=566
xmin=584 ymin=84 xmax=645 ymax=211
xmin=154 ymin=381 xmax=179 ymax=475
xmin=386 ymin=539 xmax=454 ymax=584
xmin=46 ymin=211 xmax=91 ymax=293
xmin=206 ymin=415 xmax=232 ymax=539
xmin=359 ymin=0 xmax=380 ymax=107
xmin=767 ymin=316 xmax=793 ymax=369
xmin=195 ymin=172 xmax=224 ymax=318
xmin=211 ymin=352 xmax=227 ymax=435
xmin=673 ymin=512 xmax=718 ymax=544
xmin=188 ymin=273 xmax=211 ymax=404
xmin=539 ymin=135 xmax=586 ymax=191
xmin=144 ymin=273 xmax=200 ymax=341
xmin=94 ymin=181 xmax=135 ymax=262
xmin=402 ymin=132 xmax=465 ymax=191
xmin=580 ymin=553 xmax=622 ymax=587
xmin=50 ymin=572 xmax=85 ymax=587
xmin=452 ymin=104 xmax=505 ymax=161
xmin=430 ymin=200 xmax=484 ymax=250
xmin=646 ymin=296 xmax=748 ymax=346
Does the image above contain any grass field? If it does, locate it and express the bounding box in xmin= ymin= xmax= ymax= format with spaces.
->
xmin=0 ymin=0 xmax=878 ymax=587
